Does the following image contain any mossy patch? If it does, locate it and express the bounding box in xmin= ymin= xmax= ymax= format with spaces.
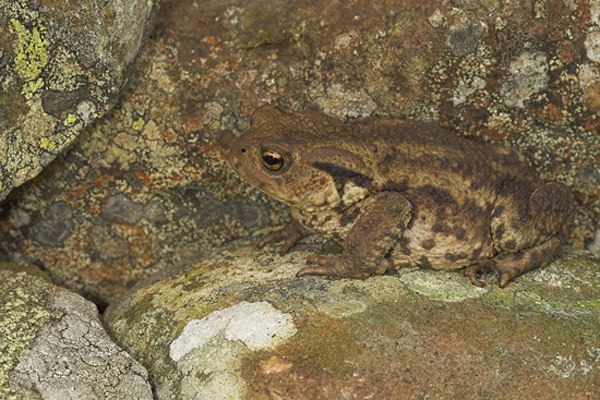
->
xmin=276 ymin=314 xmax=362 ymax=377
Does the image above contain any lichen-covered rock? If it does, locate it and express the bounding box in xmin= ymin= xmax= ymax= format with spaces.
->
xmin=0 ymin=263 xmax=153 ymax=400
xmin=104 ymin=237 xmax=600 ymax=399
xmin=1 ymin=0 xmax=599 ymax=306
xmin=0 ymin=0 xmax=160 ymax=200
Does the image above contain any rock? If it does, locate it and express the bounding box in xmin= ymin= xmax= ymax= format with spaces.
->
xmin=0 ymin=0 xmax=160 ymax=201
xmin=104 ymin=236 xmax=600 ymax=399
xmin=0 ymin=263 xmax=153 ymax=400
xmin=0 ymin=0 xmax=598 ymax=306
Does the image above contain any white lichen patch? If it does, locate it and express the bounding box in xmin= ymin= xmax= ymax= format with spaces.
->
xmin=453 ymin=76 xmax=486 ymax=105
xmin=314 ymin=83 xmax=378 ymax=119
xmin=586 ymin=229 xmax=600 ymax=254
xmin=428 ymin=9 xmax=445 ymax=28
xmin=591 ymin=0 xmax=600 ymax=26
xmin=76 ymin=100 xmax=98 ymax=125
xmin=585 ymin=31 xmax=600 ymax=63
xmin=545 ymin=353 xmax=598 ymax=378
xmin=398 ymin=269 xmax=487 ymax=302
xmin=500 ymin=51 xmax=549 ymax=108
xmin=170 ymin=301 xmax=297 ymax=362
xmin=578 ymin=63 xmax=600 ymax=89
xmin=334 ymin=31 xmax=359 ymax=51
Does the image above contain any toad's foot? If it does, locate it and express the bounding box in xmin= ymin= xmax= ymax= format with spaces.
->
xmin=465 ymin=234 xmax=563 ymax=288
xmin=464 ymin=261 xmax=496 ymax=288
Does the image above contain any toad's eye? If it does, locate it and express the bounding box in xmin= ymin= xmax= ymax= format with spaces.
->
xmin=262 ymin=149 xmax=284 ymax=171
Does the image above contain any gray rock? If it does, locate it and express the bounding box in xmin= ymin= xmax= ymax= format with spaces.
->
xmin=0 ymin=264 xmax=153 ymax=400
xmin=0 ymin=0 xmax=160 ymax=201
xmin=33 ymin=201 xmax=74 ymax=248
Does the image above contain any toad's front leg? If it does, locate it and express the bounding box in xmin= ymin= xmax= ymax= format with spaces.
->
xmin=255 ymin=219 xmax=310 ymax=255
xmin=297 ymin=192 xmax=412 ymax=279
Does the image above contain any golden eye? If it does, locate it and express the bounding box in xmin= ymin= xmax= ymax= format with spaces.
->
xmin=262 ymin=149 xmax=284 ymax=171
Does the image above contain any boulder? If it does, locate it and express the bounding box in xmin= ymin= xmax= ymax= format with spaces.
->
xmin=104 ymin=237 xmax=600 ymax=399
xmin=0 ymin=263 xmax=153 ymax=400
xmin=0 ymin=0 xmax=160 ymax=200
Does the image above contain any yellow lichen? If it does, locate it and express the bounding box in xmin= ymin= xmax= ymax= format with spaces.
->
xmin=10 ymin=19 xmax=49 ymax=82
xmin=132 ymin=117 xmax=145 ymax=131
xmin=64 ymin=113 xmax=78 ymax=126
xmin=40 ymin=137 xmax=56 ymax=151
xmin=21 ymin=77 xmax=44 ymax=100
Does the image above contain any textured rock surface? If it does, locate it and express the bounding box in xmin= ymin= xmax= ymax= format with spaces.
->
xmin=0 ymin=0 xmax=160 ymax=200
xmin=0 ymin=0 xmax=599 ymax=305
xmin=104 ymin=236 xmax=600 ymax=399
xmin=0 ymin=263 xmax=153 ymax=400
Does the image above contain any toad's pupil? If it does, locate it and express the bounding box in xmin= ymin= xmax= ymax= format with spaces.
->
xmin=264 ymin=155 xmax=280 ymax=165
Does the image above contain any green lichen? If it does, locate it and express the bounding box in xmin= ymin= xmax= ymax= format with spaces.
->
xmin=398 ymin=269 xmax=486 ymax=302
xmin=10 ymin=19 xmax=49 ymax=83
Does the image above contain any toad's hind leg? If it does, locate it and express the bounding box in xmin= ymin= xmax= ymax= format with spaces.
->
xmin=466 ymin=232 xmax=564 ymax=288
xmin=476 ymin=181 xmax=575 ymax=288
xmin=296 ymin=192 xmax=412 ymax=279
xmin=494 ymin=182 xmax=574 ymax=251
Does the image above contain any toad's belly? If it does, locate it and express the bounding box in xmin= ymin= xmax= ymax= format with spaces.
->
xmin=388 ymin=224 xmax=496 ymax=271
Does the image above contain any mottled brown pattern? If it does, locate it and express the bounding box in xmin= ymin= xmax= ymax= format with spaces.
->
xmin=421 ymin=239 xmax=436 ymax=250
xmin=227 ymin=106 xmax=576 ymax=287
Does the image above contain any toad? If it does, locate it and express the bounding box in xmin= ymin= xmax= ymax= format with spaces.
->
xmin=227 ymin=106 xmax=574 ymax=287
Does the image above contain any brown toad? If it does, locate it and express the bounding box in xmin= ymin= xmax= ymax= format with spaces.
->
xmin=227 ymin=106 xmax=575 ymax=287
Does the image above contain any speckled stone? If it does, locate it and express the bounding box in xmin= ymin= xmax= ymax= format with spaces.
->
xmin=0 ymin=263 xmax=153 ymax=400
xmin=0 ymin=0 xmax=598 ymax=306
xmin=0 ymin=0 xmax=160 ymax=200
xmin=104 ymin=236 xmax=600 ymax=399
